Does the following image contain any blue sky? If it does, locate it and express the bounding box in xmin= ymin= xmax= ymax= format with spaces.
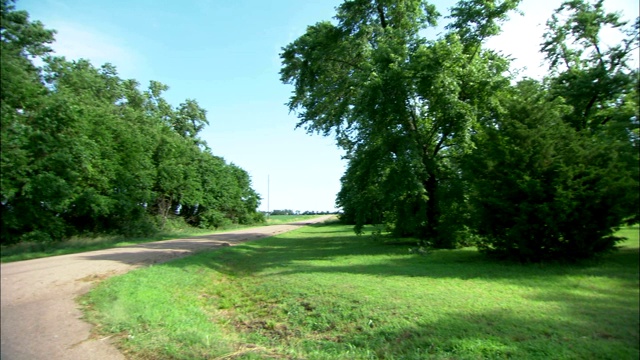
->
xmin=16 ymin=0 xmax=639 ymax=212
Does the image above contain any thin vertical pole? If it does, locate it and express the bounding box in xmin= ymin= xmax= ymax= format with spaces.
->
xmin=267 ymin=174 xmax=270 ymax=218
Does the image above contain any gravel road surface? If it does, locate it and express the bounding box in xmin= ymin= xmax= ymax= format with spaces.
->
xmin=1 ymin=216 xmax=334 ymax=359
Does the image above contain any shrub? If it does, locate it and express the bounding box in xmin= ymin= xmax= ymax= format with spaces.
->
xmin=465 ymin=81 xmax=639 ymax=261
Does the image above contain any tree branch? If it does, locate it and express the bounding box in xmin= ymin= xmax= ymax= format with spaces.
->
xmin=322 ymin=57 xmax=364 ymax=72
xmin=583 ymin=93 xmax=598 ymax=127
xmin=376 ymin=1 xmax=387 ymax=28
xmin=560 ymin=45 xmax=573 ymax=71
xmin=592 ymin=40 xmax=606 ymax=70
xmin=433 ymin=133 xmax=447 ymax=157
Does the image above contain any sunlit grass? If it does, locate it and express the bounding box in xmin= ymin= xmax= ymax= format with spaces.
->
xmin=80 ymin=223 xmax=639 ymax=359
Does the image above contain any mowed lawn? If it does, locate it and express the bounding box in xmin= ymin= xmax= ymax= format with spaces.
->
xmin=81 ymin=222 xmax=639 ymax=359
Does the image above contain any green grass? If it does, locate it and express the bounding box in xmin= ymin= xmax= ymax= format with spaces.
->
xmin=81 ymin=224 xmax=639 ymax=359
xmin=1 ymin=216 xmax=323 ymax=263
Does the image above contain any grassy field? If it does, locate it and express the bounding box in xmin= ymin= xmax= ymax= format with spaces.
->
xmin=0 ymin=215 xmax=325 ymax=263
xmin=81 ymin=223 xmax=639 ymax=359
xmin=266 ymin=214 xmax=332 ymax=225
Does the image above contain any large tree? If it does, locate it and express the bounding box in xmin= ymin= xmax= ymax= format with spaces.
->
xmin=1 ymin=0 xmax=61 ymax=242
xmin=463 ymin=0 xmax=639 ymax=261
xmin=541 ymin=0 xmax=639 ymax=134
xmin=281 ymin=0 xmax=518 ymax=246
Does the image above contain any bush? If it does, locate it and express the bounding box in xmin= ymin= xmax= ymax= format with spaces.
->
xmin=465 ymin=82 xmax=639 ymax=261
xmin=198 ymin=209 xmax=232 ymax=229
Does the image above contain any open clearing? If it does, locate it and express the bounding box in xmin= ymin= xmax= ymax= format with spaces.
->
xmin=81 ymin=223 xmax=639 ymax=359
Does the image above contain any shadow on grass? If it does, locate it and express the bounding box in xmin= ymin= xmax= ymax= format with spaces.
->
xmin=181 ymin=224 xmax=638 ymax=357
xmin=216 ymin=228 xmax=637 ymax=357
xmin=81 ymin=223 xmax=638 ymax=359
xmin=160 ymin=226 xmax=639 ymax=284
xmin=306 ymin=307 xmax=639 ymax=359
xmin=74 ymin=221 xmax=640 ymax=289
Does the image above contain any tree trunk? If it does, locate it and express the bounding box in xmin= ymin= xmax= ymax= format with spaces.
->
xmin=423 ymin=172 xmax=440 ymax=245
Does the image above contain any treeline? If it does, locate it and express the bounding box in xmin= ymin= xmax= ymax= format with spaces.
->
xmin=281 ymin=0 xmax=639 ymax=261
xmin=0 ymin=1 xmax=263 ymax=245
xmin=301 ymin=210 xmax=335 ymax=215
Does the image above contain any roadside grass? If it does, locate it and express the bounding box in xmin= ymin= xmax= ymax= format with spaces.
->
xmin=0 ymin=216 xmax=323 ymax=263
xmin=81 ymin=224 xmax=639 ymax=359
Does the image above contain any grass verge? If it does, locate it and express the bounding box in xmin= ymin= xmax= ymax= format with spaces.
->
xmin=81 ymin=224 xmax=639 ymax=359
xmin=0 ymin=215 xmax=326 ymax=263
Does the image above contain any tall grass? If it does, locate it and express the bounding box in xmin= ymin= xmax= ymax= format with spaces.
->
xmin=81 ymin=224 xmax=639 ymax=359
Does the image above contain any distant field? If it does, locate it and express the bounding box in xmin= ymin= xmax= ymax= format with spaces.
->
xmin=266 ymin=214 xmax=329 ymax=225
xmin=81 ymin=224 xmax=639 ymax=359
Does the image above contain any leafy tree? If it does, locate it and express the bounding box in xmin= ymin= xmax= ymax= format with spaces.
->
xmin=543 ymin=0 xmax=639 ymax=218
xmin=281 ymin=0 xmax=518 ymax=247
xmin=463 ymin=0 xmax=638 ymax=262
xmin=40 ymin=58 xmax=159 ymax=235
xmin=541 ymin=0 xmax=639 ymax=134
xmin=1 ymin=2 xmax=263 ymax=243
xmin=465 ymin=80 xmax=638 ymax=261
xmin=1 ymin=0 xmax=60 ymax=243
xmin=173 ymin=99 xmax=209 ymax=143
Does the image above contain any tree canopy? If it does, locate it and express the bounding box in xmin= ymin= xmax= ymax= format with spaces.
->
xmin=281 ymin=0 xmax=639 ymax=261
xmin=281 ymin=0 xmax=519 ymax=247
xmin=1 ymin=0 xmax=263 ymax=244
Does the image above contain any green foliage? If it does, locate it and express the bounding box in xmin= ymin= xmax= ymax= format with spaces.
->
xmin=82 ymin=223 xmax=640 ymax=359
xmin=282 ymin=0 xmax=517 ymax=247
xmin=541 ymin=0 xmax=639 ymax=135
xmin=284 ymin=0 xmax=638 ymax=260
xmin=456 ymin=0 xmax=636 ymax=261
xmin=270 ymin=209 xmax=296 ymax=215
xmin=446 ymin=0 xmax=522 ymax=55
xmin=0 ymin=2 xmax=262 ymax=245
xmin=466 ymin=80 xmax=639 ymax=261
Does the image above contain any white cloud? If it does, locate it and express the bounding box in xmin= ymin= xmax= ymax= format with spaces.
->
xmin=487 ymin=0 xmax=640 ymax=81
xmin=47 ymin=21 xmax=141 ymax=78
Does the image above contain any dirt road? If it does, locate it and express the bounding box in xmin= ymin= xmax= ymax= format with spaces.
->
xmin=1 ymin=216 xmax=334 ymax=360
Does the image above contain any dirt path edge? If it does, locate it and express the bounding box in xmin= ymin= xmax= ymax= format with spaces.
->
xmin=1 ymin=216 xmax=335 ymax=360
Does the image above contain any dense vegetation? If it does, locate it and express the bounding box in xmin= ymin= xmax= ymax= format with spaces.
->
xmin=281 ymin=0 xmax=639 ymax=261
xmin=2 ymin=0 xmax=638 ymax=263
xmin=0 ymin=0 xmax=263 ymax=245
